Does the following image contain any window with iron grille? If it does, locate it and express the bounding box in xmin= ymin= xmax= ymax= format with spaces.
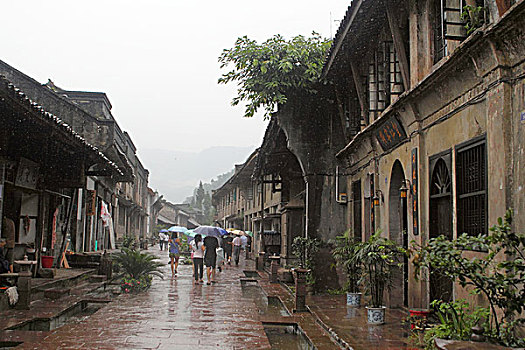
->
xmin=367 ymin=42 xmax=404 ymax=122
xmin=455 ymin=138 xmax=486 ymax=236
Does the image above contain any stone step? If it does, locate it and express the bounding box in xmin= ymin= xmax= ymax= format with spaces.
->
xmin=89 ymin=275 xmax=107 ymax=283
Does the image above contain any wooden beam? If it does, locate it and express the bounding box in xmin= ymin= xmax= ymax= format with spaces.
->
xmin=350 ymin=61 xmax=368 ymax=126
xmin=386 ymin=2 xmax=411 ymax=90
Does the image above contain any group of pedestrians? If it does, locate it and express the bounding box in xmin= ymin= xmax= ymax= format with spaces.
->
xmin=162 ymin=230 xmax=249 ymax=285
xmin=188 ymin=233 xmax=221 ymax=285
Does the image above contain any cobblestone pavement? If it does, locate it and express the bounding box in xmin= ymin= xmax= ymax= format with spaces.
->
xmin=17 ymin=246 xmax=271 ymax=349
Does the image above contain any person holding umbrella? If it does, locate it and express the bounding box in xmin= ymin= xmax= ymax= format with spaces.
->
xmin=203 ymin=234 xmax=219 ymax=284
xmin=168 ymin=232 xmax=181 ymax=276
xmin=190 ymin=234 xmax=205 ymax=284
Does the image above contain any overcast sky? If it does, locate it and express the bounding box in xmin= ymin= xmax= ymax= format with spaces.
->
xmin=1 ymin=1 xmax=348 ymax=199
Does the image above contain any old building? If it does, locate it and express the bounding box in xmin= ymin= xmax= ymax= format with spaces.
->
xmin=322 ymin=0 xmax=525 ymax=308
xmin=157 ymin=201 xmax=201 ymax=230
xmin=0 ymin=59 xmax=149 ymax=252
xmin=212 ymin=0 xmax=525 ymax=308
xmin=147 ymin=188 xmax=163 ymax=239
xmin=0 ymin=76 xmax=123 ymax=271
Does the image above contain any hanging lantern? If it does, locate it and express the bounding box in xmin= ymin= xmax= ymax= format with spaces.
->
xmin=399 ymin=182 xmax=408 ymax=199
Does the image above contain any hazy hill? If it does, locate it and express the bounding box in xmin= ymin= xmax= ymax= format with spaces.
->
xmin=139 ymin=146 xmax=254 ymax=203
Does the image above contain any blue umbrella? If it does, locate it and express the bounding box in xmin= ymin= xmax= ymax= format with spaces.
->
xmin=218 ymin=228 xmax=228 ymax=236
xmin=193 ymin=225 xmax=223 ymax=238
xmin=168 ymin=226 xmax=188 ymax=233
xmin=185 ymin=229 xmax=206 ymax=243
xmin=159 ymin=229 xmax=169 ymax=233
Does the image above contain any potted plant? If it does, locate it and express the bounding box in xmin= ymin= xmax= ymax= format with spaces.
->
xmin=291 ymin=236 xmax=321 ymax=294
xmin=331 ymin=230 xmax=362 ymax=306
xmin=356 ymin=231 xmax=406 ymax=324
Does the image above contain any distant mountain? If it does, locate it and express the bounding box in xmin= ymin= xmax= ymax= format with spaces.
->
xmin=139 ymin=146 xmax=254 ymax=203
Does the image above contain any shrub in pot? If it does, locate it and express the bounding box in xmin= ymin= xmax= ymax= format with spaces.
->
xmin=291 ymin=236 xmax=321 ymax=293
xmin=356 ymin=231 xmax=406 ymax=324
xmin=330 ymin=230 xmax=362 ymax=306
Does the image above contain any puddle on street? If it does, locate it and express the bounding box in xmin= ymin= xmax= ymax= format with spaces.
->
xmin=264 ymin=324 xmax=315 ymax=350
xmin=241 ymin=283 xmax=289 ymax=317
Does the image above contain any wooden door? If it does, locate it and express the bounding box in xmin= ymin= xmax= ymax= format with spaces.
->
xmin=429 ymin=157 xmax=453 ymax=302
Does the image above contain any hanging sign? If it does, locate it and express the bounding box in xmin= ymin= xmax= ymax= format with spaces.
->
xmin=411 ymin=148 xmax=419 ymax=236
xmin=15 ymin=158 xmax=39 ymax=190
xmin=375 ymin=115 xmax=407 ymax=151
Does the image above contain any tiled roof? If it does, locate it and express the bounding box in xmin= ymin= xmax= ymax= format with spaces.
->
xmin=322 ymin=0 xmax=368 ymax=77
xmin=0 ymin=75 xmax=124 ymax=176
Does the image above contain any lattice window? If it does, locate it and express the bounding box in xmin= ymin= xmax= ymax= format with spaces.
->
xmin=388 ymin=42 xmax=404 ymax=103
xmin=456 ymin=138 xmax=486 ymax=236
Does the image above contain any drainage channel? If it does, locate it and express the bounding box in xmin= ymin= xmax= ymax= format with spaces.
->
xmin=7 ymin=300 xmax=109 ymax=332
xmin=241 ymin=271 xmax=315 ymax=349
xmin=263 ymin=323 xmax=315 ymax=350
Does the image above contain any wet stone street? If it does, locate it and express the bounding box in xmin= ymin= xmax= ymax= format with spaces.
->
xmin=17 ymin=247 xmax=272 ymax=350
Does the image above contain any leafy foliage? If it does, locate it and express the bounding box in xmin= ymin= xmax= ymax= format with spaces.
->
xmin=291 ymin=236 xmax=321 ymax=285
xmin=114 ymin=248 xmax=164 ymax=286
xmin=330 ymin=230 xmax=362 ymax=293
xmin=423 ymin=299 xmax=490 ymax=349
xmin=121 ymin=235 xmax=136 ymax=249
xmin=356 ymin=232 xmax=406 ymax=308
xmin=461 ymin=5 xmax=486 ymax=35
xmin=218 ymin=33 xmax=331 ymax=118
xmin=412 ymin=210 xmax=525 ymax=346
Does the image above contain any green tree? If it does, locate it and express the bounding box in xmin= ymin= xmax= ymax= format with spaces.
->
xmin=195 ymin=181 xmax=205 ymax=210
xmin=218 ymin=33 xmax=331 ymax=118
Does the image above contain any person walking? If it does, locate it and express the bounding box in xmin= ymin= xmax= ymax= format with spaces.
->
xmin=203 ymin=235 xmax=219 ymax=285
xmin=190 ymin=234 xmax=205 ymax=285
xmin=232 ymin=234 xmax=242 ymax=266
xmin=168 ymin=232 xmax=181 ymax=276
xmin=222 ymin=233 xmax=233 ymax=265
xmin=159 ymin=231 xmax=165 ymax=251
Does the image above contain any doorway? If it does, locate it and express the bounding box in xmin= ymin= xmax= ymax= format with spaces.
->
xmin=429 ymin=153 xmax=453 ymax=302
xmin=388 ymin=160 xmax=408 ymax=308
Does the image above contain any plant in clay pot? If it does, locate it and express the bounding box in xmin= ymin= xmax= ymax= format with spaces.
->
xmin=291 ymin=236 xmax=321 ymax=293
xmin=356 ymin=231 xmax=406 ymax=324
xmin=330 ymin=230 xmax=362 ymax=306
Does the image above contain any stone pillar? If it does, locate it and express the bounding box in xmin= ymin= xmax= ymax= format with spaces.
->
xmin=16 ymin=270 xmax=32 ymax=310
xmin=269 ymin=255 xmax=280 ymax=283
xmin=292 ymin=268 xmax=309 ymax=312
xmin=256 ymin=251 xmax=265 ymax=271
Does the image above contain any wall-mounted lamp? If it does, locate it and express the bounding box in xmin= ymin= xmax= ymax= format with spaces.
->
xmin=373 ymin=190 xmax=383 ymax=206
xmin=399 ymin=179 xmax=411 ymax=199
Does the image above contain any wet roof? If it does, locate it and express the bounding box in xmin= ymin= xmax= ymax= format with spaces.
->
xmin=0 ymin=75 xmax=124 ymax=176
